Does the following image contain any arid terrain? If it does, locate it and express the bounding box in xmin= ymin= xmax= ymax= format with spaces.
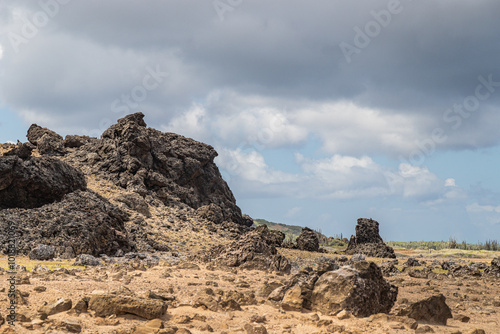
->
xmin=0 ymin=248 xmax=499 ymax=334
xmin=1 ymin=113 xmax=499 ymax=333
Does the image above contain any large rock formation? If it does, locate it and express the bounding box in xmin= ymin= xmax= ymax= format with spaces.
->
xmin=0 ymin=155 xmax=86 ymax=209
xmin=65 ymin=112 xmax=250 ymax=227
xmin=345 ymin=218 xmax=395 ymax=258
xmin=200 ymin=225 xmax=291 ymax=273
xmin=0 ymin=190 xmax=134 ymax=258
xmin=295 ymin=227 xmax=320 ymax=252
xmin=310 ymin=261 xmax=398 ymax=317
xmin=0 ymin=112 xmax=254 ymax=256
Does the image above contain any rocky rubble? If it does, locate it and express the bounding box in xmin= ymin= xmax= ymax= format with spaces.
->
xmin=200 ymin=225 xmax=291 ymax=273
xmin=346 ymin=218 xmax=396 ymax=258
xmin=0 ymin=190 xmax=134 ymax=257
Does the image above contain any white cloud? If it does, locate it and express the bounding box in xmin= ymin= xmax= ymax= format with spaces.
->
xmin=162 ymin=104 xmax=210 ymax=143
xmin=0 ymin=43 xmax=3 ymax=60
xmin=444 ymin=178 xmax=456 ymax=187
xmin=466 ymin=203 xmax=500 ymax=213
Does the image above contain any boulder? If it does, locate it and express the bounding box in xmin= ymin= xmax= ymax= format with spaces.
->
xmin=201 ymin=225 xmax=290 ymax=273
xmin=0 ymin=155 xmax=86 ymax=209
xmin=38 ymin=298 xmax=72 ymax=315
xmin=310 ymin=261 xmax=398 ymax=317
xmin=73 ymin=254 xmax=102 ymax=266
xmin=397 ymin=294 xmax=452 ymax=325
xmin=2 ymin=142 xmax=34 ymax=160
xmin=27 ymin=124 xmax=65 ymax=155
xmin=29 ymin=244 xmax=56 ymax=261
xmin=88 ymin=293 xmax=167 ymax=320
xmin=345 ymin=218 xmax=395 ymax=258
xmin=296 ymin=227 xmax=320 ymax=252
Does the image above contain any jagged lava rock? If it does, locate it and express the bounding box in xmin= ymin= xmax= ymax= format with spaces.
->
xmin=310 ymin=261 xmax=398 ymax=317
xmin=0 ymin=190 xmax=134 ymax=257
xmin=65 ymin=112 xmax=250 ymax=227
xmin=27 ymin=124 xmax=66 ymax=155
xmin=295 ymin=227 xmax=320 ymax=252
xmin=0 ymin=155 xmax=86 ymax=209
xmin=345 ymin=218 xmax=395 ymax=258
xmin=201 ymin=225 xmax=291 ymax=273
xmin=398 ymin=294 xmax=452 ymax=325
xmin=29 ymin=244 xmax=56 ymax=261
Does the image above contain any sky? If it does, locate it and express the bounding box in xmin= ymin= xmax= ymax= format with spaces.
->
xmin=1 ymin=0 xmax=500 ymax=242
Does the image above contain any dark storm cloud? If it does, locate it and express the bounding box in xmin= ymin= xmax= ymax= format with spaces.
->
xmin=1 ymin=0 xmax=499 ymax=146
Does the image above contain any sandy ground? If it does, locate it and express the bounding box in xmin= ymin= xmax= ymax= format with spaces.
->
xmin=0 ymin=250 xmax=499 ymax=334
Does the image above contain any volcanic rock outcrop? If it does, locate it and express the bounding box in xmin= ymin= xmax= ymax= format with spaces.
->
xmin=200 ymin=225 xmax=291 ymax=273
xmin=0 ymin=154 xmax=86 ymax=209
xmin=65 ymin=112 xmax=250 ymax=228
xmin=296 ymin=227 xmax=320 ymax=252
xmin=345 ymin=218 xmax=396 ymax=258
xmin=1 ymin=112 xmax=254 ymax=256
xmin=0 ymin=190 xmax=134 ymax=258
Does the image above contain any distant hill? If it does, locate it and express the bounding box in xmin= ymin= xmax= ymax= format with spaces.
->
xmin=253 ymin=218 xmax=348 ymax=248
xmin=253 ymin=218 xmax=304 ymax=241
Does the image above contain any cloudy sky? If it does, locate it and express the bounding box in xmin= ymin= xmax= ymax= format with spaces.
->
xmin=1 ymin=0 xmax=500 ymax=242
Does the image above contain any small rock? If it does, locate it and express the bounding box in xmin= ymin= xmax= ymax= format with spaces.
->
xmin=34 ymin=286 xmax=47 ymax=292
xmin=171 ymin=315 xmax=191 ymax=324
xmin=351 ymin=253 xmax=365 ymax=262
xmin=38 ymin=298 xmax=72 ymax=315
xmin=469 ymin=330 xmax=486 ymax=334
xmin=336 ymin=310 xmax=351 ymax=320
xmin=454 ymin=314 xmax=470 ymax=323
xmin=29 ymin=244 xmax=56 ymax=261
xmin=244 ymin=324 xmax=268 ymax=334
xmin=415 ymin=325 xmax=435 ymax=333
xmin=73 ymin=254 xmax=101 ymax=266
xmin=63 ymin=320 xmax=82 ymax=333
xmin=249 ymin=315 xmax=266 ymax=323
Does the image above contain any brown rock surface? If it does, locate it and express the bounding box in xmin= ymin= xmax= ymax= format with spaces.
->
xmin=88 ymin=293 xmax=167 ymax=320
xmin=398 ymin=294 xmax=452 ymax=325
xmin=310 ymin=261 xmax=398 ymax=317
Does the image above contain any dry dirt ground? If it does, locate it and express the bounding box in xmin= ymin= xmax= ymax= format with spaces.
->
xmin=0 ymin=249 xmax=499 ymax=334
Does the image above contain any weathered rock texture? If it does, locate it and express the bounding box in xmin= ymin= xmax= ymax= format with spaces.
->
xmin=28 ymin=124 xmax=66 ymax=155
xmin=89 ymin=293 xmax=167 ymax=320
xmin=398 ymin=294 xmax=452 ymax=325
xmin=0 ymin=155 xmax=86 ymax=209
xmin=65 ymin=112 xmax=250 ymax=227
xmin=345 ymin=218 xmax=395 ymax=258
xmin=0 ymin=190 xmax=134 ymax=258
xmin=1 ymin=112 xmax=254 ymax=256
xmin=296 ymin=227 xmax=320 ymax=252
xmin=310 ymin=261 xmax=398 ymax=317
xmin=201 ymin=225 xmax=291 ymax=273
